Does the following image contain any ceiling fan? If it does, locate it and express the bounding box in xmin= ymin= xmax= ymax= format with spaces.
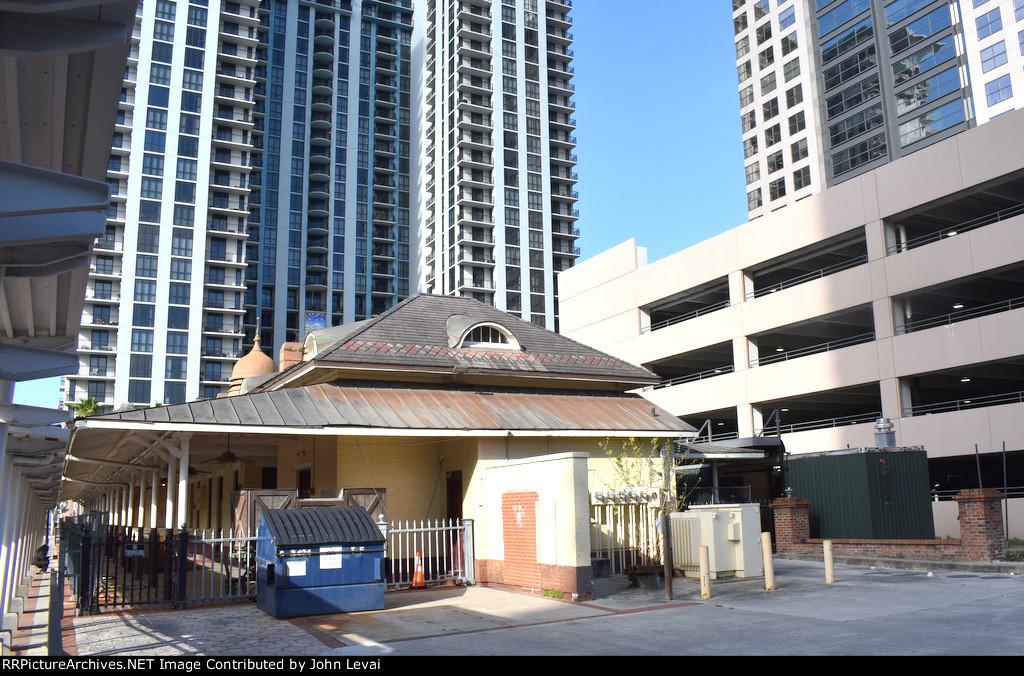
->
xmin=201 ymin=437 xmax=251 ymax=465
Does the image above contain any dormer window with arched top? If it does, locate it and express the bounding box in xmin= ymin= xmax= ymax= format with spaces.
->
xmin=460 ymin=323 xmax=521 ymax=350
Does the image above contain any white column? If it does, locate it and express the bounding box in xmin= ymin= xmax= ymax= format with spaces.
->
xmin=149 ymin=471 xmax=158 ymax=529
xmin=135 ymin=475 xmax=145 ymax=528
xmin=165 ymin=455 xmax=177 ymax=530
xmin=175 ymin=435 xmax=190 ymax=529
xmin=126 ymin=478 xmax=135 ymax=529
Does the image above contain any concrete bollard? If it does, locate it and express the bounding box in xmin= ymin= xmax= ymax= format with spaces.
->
xmin=824 ymin=540 xmax=834 ymax=584
xmin=762 ymin=532 xmax=775 ymax=591
xmin=699 ymin=546 xmax=711 ymax=599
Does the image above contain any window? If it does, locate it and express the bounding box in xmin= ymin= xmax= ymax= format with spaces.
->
xmin=131 ymin=329 xmax=153 ymax=353
xmin=740 ymin=85 xmax=755 ymax=108
xmin=769 ymin=178 xmax=786 ymax=201
xmin=832 ymin=133 xmax=887 ymax=175
xmin=167 ymin=307 xmax=189 ymax=330
xmin=165 ymin=356 xmax=187 ymax=380
xmin=786 ymin=83 xmax=803 ymax=107
xmin=980 ymin=41 xmax=1007 ymax=72
xmin=899 ymin=99 xmax=965 ymax=146
xmin=763 ymin=98 xmax=779 ymax=120
xmin=745 ymin=161 xmax=761 ymax=185
xmin=761 ymin=72 xmax=777 ymax=94
xmin=756 ymin=22 xmax=772 ymax=45
xmin=779 ymin=6 xmax=795 ymax=29
xmin=747 ymin=188 xmax=762 ymax=210
xmin=985 ymin=74 xmax=1013 ymax=106
xmin=744 ymin=135 xmax=759 ymax=158
xmin=819 ymin=0 xmax=870 ymax=37
xmin=829 ymin=105 xmax=884 ymax=145
xmin=792 ymin=138 xmax=809 ymax=162
xmin=789 ymin=111 xmax=806 ymax=134
xmin=129 ymin=355 xmax=152 ymax=378
xmin=460 ymin=324 xmax=519 ymax=349
xmin=783 ymin=58 xmax=800 ymax=82
xmin=128 ymin=381 xmax=151 ymax=404
xmin=767 ymin=151 xmax=784 ymax=174
xmin=166 ymin=332 xmax=188 ymax=354
xmin=765 ymin=123 xmax=782 ymax=147
xmin=781 ymin=33 xmax=798 ymax=56
xmin=736 ymin=36 xmax=750 ymax=59
xmin=793 ymin=166 xmax=812 ymax=190
xmin=759 ymin=47 xmax=775 ymax=69
xmin=976 ymin=8 xmax=1002 ymax=40
xmin=738 ymin=61 xmax=752 ymax=83
xmin=890 ymin=7 xmax=952 ymax=55
xmin=742 ymin=110 xmax=757 ymax=132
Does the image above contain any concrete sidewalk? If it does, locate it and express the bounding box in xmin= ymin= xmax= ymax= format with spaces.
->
xmin=8 ymin=556 xmax=1024 ymax=656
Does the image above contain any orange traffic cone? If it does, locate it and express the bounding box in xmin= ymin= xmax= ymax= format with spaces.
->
xmin=413 ymin=551 xmax=425 ymax=588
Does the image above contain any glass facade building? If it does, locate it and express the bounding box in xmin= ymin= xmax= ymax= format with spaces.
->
xmin=734 ymin=0 xmax=1024 ymax=219
xmin=246 ymin=0 xmax=415 ymax=350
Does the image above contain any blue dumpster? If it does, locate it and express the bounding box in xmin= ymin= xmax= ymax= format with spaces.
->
xmin=255 ymin=506 xmax=386 ymax=618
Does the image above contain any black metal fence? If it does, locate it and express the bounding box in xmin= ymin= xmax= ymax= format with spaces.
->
xmin=59 ymin=515 xmax=256 ymax=616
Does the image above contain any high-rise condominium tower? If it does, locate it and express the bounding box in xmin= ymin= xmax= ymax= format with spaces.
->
xmin=734 ymin=0 xmax=1024 ymax=219
xmin=69 ymin=0 xmax=262 ymax=410
xmin=420 ymin=0 xmax=580 ymax=329
xmin=245 ymin=0 xmax=415 ymax=350
xmin=68 ymin=0 xmax=580 ymax=412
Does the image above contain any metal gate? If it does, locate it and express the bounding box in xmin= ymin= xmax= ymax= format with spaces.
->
xmin=381 ymin=518 xmax=475 ymax=589
xmin=590 ymin=495 xmax=662 ymax=575
xmin=59 ymin=516 xmax=257 ymax=615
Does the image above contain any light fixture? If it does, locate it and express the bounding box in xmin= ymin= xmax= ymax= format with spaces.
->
xmin=953 ymin=303 xmax=964 ymax=310
xmin=776 ymin=347 xmax=785 ymax=352
xmin=960 ymin=377 xmax=971 ymax=383
xmin=781 ymin=408 xmax=789 ymax=412
xmin=947 ymin=231 xmax=958 ymax=237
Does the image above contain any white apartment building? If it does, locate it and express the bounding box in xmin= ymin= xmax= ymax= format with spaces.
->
xmin=736 ymin=0 xmax=1024 ymax=219
xmin=67 ymin=0 xmax=262 ymax=411
xmin=418 ymin=0 xmax=581 ymax=329
xmin=559 ymin=109 xmax=1024 ymax=537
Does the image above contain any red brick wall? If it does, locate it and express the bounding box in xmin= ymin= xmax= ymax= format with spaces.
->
xmin=771 ymin=489 xmax=1006 ymax=562
xmin=501 ymin=491 xmax=541 ymax=589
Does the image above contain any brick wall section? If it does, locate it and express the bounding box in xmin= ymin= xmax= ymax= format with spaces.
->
xmin=956 ymin=488 xmax=1006 ymax=561
xmin=771 ymin=489 xmax=1006 ymax=562
xmin=501 ymin=491 xmax=541 ymax=589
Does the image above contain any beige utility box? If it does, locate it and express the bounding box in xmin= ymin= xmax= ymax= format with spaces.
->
xmin=670 ymin=503 xmax=763 ymax=579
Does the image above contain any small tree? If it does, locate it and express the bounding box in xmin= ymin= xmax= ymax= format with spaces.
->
xmin=598 ymin=435 xmax=699 ymax=515
xmin=69 ymin=397 xmax=99 ymax=417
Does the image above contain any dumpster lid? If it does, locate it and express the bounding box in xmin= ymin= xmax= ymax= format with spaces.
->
xmin=260 ymin=506 xmax=385 ymax=547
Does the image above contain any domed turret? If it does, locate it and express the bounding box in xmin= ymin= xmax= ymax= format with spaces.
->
xmin=226 ymin=331 xmax=278 ymax=396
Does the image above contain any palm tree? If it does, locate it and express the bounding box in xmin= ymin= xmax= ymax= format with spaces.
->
xmin=69 ymin=397 xmax=100 ymax=417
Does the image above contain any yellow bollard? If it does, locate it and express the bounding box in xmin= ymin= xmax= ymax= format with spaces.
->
xmin=699 ymin=545 xmax=711 ymax=599
xmin=824 ymin=540 xmax=834 ymax=584
xmin=762 ymin=532 xmax=775 ymax=591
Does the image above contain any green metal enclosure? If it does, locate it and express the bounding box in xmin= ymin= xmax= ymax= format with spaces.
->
xmin=785 ymin=447 xmax=935 ymax=540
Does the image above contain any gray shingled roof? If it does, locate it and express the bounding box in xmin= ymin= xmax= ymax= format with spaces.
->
xmin=297 ymin=294 xmax=659 ymax=385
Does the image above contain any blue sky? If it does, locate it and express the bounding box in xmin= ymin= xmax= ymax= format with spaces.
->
xmin=15 ymin=2 xmax=745 ymax=410
xmin=571 ymin=1 xmax=748 ymax=263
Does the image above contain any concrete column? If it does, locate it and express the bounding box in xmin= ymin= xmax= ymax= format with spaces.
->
xmin=176 ymin=435 xmax=189 ymax=529
xmin=165 ymin=455 xmax=177 ymax=530
xmin=135 ymin=475 xmax=145 ymax=528
xmin=0 ymin=464 xmax=25 ymax=633
xmin=126 ymin=478 xmax=135 ymax=529
xmin=150 ymin=471 xmax=159 ymax=529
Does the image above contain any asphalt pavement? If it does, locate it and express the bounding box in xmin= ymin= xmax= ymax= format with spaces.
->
xmin=7 ymin=556 xmax=1024 ymax=657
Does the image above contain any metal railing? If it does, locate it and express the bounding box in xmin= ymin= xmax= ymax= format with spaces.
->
xmin=887 ymin=200 xmax=1024 ymax=255
xmin=651 ymin=365 xmax=734 ymax=391
xmin=381 ymin=518 xmax=474 ymax=589
xmin=683 ymin=486 xmax=752 ymax=507
xmin=896 ymin=296 xmax=1024 ymax=335
xmin=904 ymin=390 xmax=1024 ymax=417
xmin=751 ymin=332 xmax=875 ymax=367
xmin=747 ymin=254 xmax=868 ymax=299
xmin=754 ymin=410 xmax=881 ymax=435
xmin=643 ymin=299 xmax=731 ymax=333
